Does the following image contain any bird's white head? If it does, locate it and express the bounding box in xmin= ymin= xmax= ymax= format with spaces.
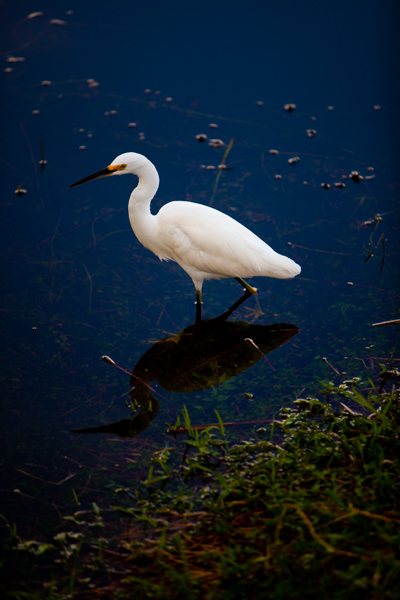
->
xmin=69 ymin=152 xmax=158 ymax=189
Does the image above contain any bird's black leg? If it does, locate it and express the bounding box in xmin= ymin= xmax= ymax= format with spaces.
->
xmin=195 ymin=290 xmax=202 ymax=324
xmin=235 ymin=277 xmax=258 ymax=295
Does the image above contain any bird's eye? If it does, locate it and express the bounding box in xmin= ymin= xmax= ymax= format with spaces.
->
xmin=120 ymin=164 xmax=127 ymax=170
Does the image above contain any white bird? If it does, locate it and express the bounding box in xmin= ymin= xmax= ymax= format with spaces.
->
xmin=69 ymin=152 xmax=301 ymax=323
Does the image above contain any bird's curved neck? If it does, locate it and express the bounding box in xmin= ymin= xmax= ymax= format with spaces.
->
xmin=128 ymin=160 xmax=160 ymax=248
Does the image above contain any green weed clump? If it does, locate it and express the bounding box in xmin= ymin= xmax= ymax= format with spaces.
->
xmin=4 ymin=382 xmax=400 ymax=600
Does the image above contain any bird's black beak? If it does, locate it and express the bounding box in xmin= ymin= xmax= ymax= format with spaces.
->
xmin=68 ymin=166 xmax=112 ymax=188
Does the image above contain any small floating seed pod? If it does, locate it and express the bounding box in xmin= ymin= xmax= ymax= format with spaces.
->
xmin=269 ymin=149 xmax=279 ymax=154
xmin=321 ymin=183 xmax=330 ymax=189
xmin=196 ymin=134 xmax=207 ymax=142
xmin=209 ymin=123 xmax=218 ymax=128
xmin=50 ymin=19 xmax=66 ymax=25
xmin=306 ymin=129 xmax=317 ymax=137
xmin=275 ymin=174 xmax=282 ymax=179
xmin=41 ymin=80 xmax=51 ymax=86
xmin=327 ymin=106 xmax=334 ymax=110
xmin=288 ymin=156 xmax=300 ymax=164
xmin=350 ymin=171 xmax=363 ymax=183
xmin=165 ymin=97 xmax=173 ymax=102
xmin=208 ymin=139 xmax=225 ymax=148
xmin=15 ymin=185 xmax=27 ymax=196
xmin=27 ymin=12 xmax=43 ymax=18
xmin=128 ymin=122 xmax=137 ymax=128
xmin=284 ymin=103 xmax=296 ymax=112
xmin=334 ymin=182 xmax=345 ymax=188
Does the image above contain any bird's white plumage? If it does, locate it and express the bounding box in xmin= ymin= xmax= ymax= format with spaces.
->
xmin=71 ymin=151 xmax=301 ymax=303
xmin=151 ymin=201 xmax=300 ymax=290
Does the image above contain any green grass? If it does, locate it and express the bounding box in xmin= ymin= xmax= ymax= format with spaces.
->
xmin=2 ymin=374 xmax=400 ymax=599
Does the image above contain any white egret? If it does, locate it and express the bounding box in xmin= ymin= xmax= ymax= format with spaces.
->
xmin=69 ymin=152 xmax=301 ymax=322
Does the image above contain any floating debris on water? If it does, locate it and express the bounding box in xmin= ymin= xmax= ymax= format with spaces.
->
xmin=269 ymin=149 xmax=279 ymax=154
xmin=27 ymin=12 xmax=43 ymax=19
xmin=7 ymin=56 xmax=25 ymax=63
xmin=256 ymin=101 xmax=264 ymax=105
xmin=102 ymin=355 xmax=117 ymax=366
xmin=307 ymin=129 xmax=317 ymax=137
xmin=208 ymin=139 xmax=224 ymax=148
xmin=128 ymin=122 xmax=137 ymax=128
xmin=14 ymin=185 xmax=27 ymax=196
xmin=327 ymin=106 xmax=334 ymax=110
xmin=284 ymin=103 xmax=296 ymax=112
xmin=144 ymin=89 xmax=151 ymax=93
xmin=209 ymin=123 xmax=218 ymax=128
xmin=32 ymin=109 xmax=40 ymax=115
xmin=275 ymin=174 xmax=282 ymax=179
xmin=350 ymin=171 xmax=363 ymax=183
xmin=50 ymin=19 xmax=66 ymax=25
xmin=4 ymin=67 xmax=13 ymax=73
xmin=196 ymin=134 xmax=207 ymax=142
xmin=321 ymin=183 xmax=330 ymax=189
xmin=334 ymin=182 xmax=345 ymax=188
xmin=373 ymin=105 xmax=381 ymax=110
xmin=79 ymin=146 xmax=86 ymax=150
xmin=165 ymin=97 xmax=173 ymax=102
xmin=288 ymin=156 xmax=300 ymax=164
xmin=41 ymin=80 xmax=51 ymax=86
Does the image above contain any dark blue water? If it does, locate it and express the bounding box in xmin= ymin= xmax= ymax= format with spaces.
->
xmin=1 ymin=0 xmax=399 ymax=544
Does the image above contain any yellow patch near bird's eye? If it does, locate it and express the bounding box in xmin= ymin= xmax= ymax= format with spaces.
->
xmin=108 ymin=163 xmax=127 ymax=171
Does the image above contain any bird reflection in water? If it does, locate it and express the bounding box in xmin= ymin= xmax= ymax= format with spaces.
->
xmin=73 ymin=297 xmax=298 ymax=438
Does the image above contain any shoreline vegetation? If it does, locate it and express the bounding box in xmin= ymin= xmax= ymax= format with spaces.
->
xmin=2 ymin=364 xmax=400 ymax=599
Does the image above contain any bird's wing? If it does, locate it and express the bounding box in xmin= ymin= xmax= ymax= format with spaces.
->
xmin=155 ymin=202 xmax=297 ymax=279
